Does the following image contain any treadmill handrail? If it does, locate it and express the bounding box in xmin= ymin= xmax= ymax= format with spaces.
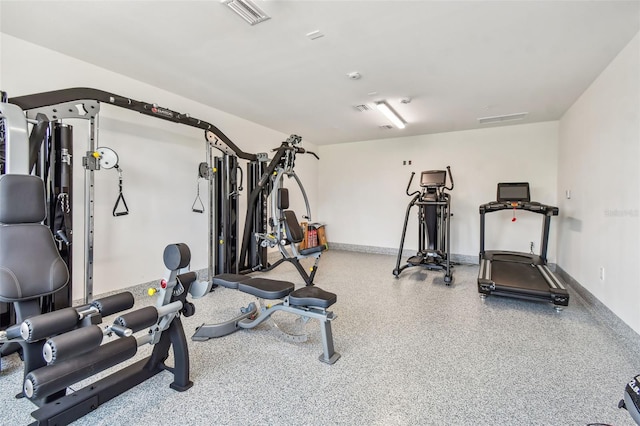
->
xmin=9 ymin=87 xmax=256 ymax=161
xmin=479 ymin=200 xmax=558 ymax=216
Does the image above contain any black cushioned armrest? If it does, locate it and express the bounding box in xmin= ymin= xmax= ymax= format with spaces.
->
xmin=238 ymin=278 xmax=294 ymax=300
xmin=212 ymin=273 xmax=252 ymax=289
xmin=288 ymin=286 xmax=336 ymax=309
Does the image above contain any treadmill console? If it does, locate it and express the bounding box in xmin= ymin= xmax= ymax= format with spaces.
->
xmin=497 ymin=182 xmax=530 ymax=203
xmin=479 ymin=183 xmax=558 ymax=215
xmin=420 ymin=170 xmax=447 ymax=188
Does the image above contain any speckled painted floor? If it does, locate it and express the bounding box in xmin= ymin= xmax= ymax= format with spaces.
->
xmin=1 ymin=250 xmax=638 ymax=425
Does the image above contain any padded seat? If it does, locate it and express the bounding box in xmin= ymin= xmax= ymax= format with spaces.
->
xmin=212 ymin=273 xmax=252 ymax=289
xmin=289 ymin=286 xmax=336 ymax=309
xmin=299 ymin=245 xmax=326 ymax=256
xmin=237 ymin=278 xmax=294 ymax=300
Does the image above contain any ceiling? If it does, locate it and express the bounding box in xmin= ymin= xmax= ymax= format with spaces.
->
xmin=1 ymin=1 xmax=639 ymax=145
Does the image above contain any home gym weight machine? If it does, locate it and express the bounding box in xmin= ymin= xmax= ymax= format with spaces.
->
xmin=248 ymin=135 xmax=325 ymax=285
xmin=3 ymin=87 xmax=257 ymax=299
xmin=393 ymin=167 xmax=454 ymax=284
xmin=4 ymin=86 xmax=325 ymax=284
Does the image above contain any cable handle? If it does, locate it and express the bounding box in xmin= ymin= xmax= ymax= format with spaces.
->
xmin=191 ymin=178 xmax=204 ymax=213
xmin=112 ymin=167 xmax=129 ymax=217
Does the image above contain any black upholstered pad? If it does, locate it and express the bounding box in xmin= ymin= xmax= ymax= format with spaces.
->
xmin=0 ymin=175 xmax=47 ymax=224
xmin=163 ymin=243 xmax=191 ymax=271
xmin=212 ymin=273 xmax=252 ymax=289
xmin=283 ymin=210 xmax=304 ymax=243
xmin=288 ymin=286 xmax=336 ymax=308
xmin=238 ymin=278 xmax=294 ymax=300
xmin=300 ymin=245 xmax=326 ymax=256
xmin=0 ymin=175 xmax=69 ymax=302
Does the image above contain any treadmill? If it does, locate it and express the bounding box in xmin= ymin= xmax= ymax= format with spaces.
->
xmin=477 ymin=182 xmax=569 ymax=310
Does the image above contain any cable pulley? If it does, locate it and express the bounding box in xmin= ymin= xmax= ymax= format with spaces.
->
xmin=95 ymin=147 xmax=129 ymax=217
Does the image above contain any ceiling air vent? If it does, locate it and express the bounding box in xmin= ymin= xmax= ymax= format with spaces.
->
xmin=353 ymin=104 xmax=371 ymax=112
xmin=478 ymin=112 xmax=528 ymax=124
xmin=222 ymin=0 xmax=270 ymax=26
xmin=379 ymin=125 xmax=393 ymax=130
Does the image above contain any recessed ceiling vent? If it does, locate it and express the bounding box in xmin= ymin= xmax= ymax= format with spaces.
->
xmin=353 ymin=104 xmax=371 ymax=112
xmin=222 ymin=0 xmax=270 ymax=26
xmin=478 ymin=112 xmax=528 ymax=124
xmin=379 ymin=125 xmax=393 ymax=130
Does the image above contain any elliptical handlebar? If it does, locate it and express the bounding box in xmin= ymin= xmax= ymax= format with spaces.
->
xmin=444 ymin=165 xmax=454 ymax=192
xmin=406 ymin=172 xmax=420 ymax=197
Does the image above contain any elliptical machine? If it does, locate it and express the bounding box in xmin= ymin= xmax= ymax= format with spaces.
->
xmin=393 ymin=166 xmax=454 ymax=284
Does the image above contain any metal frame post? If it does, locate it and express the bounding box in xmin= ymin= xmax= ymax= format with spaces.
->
xmin=82 ymin=117 xmax=99 ymax=303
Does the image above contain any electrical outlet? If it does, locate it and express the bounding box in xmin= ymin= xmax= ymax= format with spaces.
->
xmin=600 ymin=267 xmax=605 ymax=281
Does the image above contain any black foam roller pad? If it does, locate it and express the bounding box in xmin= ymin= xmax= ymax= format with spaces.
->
xmin=44 ymin=325 xmax=104 ymax=364
xmin=91 ymin=292 xmax=135 ymax=317
xmin=177 ymin=271 xmax=197 ymax=287
xmin=163 ymin=243 xmax=191 ymax=271
xmin=22 ymin=307 xmax=79 ymax=342
xmin=114 ymin=306 xmax=158 ymax=333
xmin=25 ymin=336 xmax=137 ymax=400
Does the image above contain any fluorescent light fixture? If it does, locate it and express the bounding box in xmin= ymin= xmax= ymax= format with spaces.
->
xmin=375 ymin=101 xmax=406 ymax=129
xmin=222 ymin=0 xmax=270 ymax=26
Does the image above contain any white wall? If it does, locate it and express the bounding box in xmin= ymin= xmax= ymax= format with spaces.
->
xmin=318 ymin=122 xmax=559 ymax=261
xmin=1 ymin=34 xmax=319 ymax=300
xmin=558 ymin=33 xmax=640 ymax=333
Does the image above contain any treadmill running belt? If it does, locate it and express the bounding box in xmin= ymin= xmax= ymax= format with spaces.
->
xmin=491 ymin=261 xmax=550 ymax=293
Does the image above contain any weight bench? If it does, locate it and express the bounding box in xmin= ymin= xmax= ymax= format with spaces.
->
xmin=192 ymin=273 xmax=340 ymax=364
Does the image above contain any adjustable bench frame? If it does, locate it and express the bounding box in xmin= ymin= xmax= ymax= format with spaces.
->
xmin=192 ymin=274 xmax=340 ymax=364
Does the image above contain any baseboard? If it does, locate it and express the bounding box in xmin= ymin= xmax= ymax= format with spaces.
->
xmin=555 ymin=265 xmax=640 ymax=352
xmin=73 ymin=268 xmax=209 ymax=306
xmin=327 ymin=242 xmax=477 ymax=265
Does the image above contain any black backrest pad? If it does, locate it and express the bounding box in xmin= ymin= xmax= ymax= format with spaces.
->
xmin=278 ymin=188 xmax=289 ymax=210
xmin=0 ymin=174 xmax=47 ymax=224
xmin=0 ymin=175 xmax=69 ymax=301
xmin=283 ymin=210 xmax=304 ymax=243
